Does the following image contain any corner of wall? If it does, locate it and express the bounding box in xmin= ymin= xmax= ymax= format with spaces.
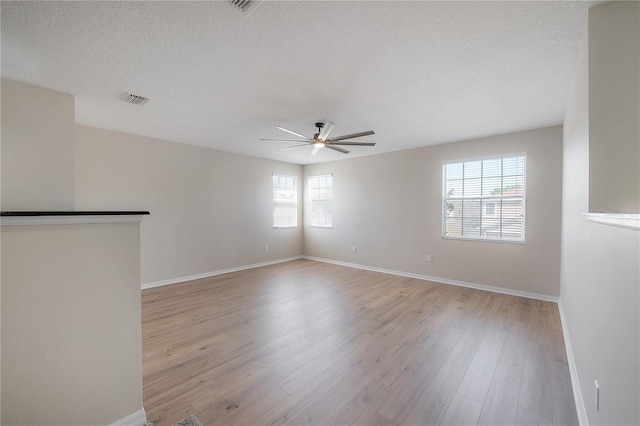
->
xmin=557 ymin=300 xmax=588 ymax=425
xmin=109 ymin=408 xmax=147 ymax=426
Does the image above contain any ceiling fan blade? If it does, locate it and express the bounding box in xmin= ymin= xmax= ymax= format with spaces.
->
xmin=326 ymin=145 xmax=350 ymax=154
xmin=278 ymin=143 xmax=310 ymax=151
xmin=329 ymin=142 xmax=376 ymax=146
xmin=317 ymin=121 xmax=335 ymax=142
xmin=260 ymin=138 xmax=308 ymax=142
xmin=311 ymin=145 xmax=321 ymax=156
xmin=276 ymin=126 xmax=312 ymax=140
xmin=327 ymin=130 xmax=375 ymax=142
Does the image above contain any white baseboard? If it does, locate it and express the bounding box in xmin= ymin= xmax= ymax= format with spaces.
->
xmin=110 ymin=408 xmax=147 ymax=426
xmin=142 ymin=255 xmax=559 ymax=302
xmin=558 ymin=300 xmax=588 ymax=425
xmin=141 ymin=256 xmax=304 ymax=289
xmin=303 ymin=256 xmax=559 ymax=303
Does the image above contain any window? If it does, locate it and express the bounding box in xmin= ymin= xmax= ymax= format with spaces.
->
xmin=309 ymin=174 xmax=333 ymax=228
xmin=443 ymin=154 xmax=526 ymax=242
xmin=272 ymin=174 xmax=297 ymax=228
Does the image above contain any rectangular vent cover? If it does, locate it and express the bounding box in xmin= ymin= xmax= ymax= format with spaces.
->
xmin=228 ymin=0 xmax=252 ymax=12
xmin=123 ymin=93 xmax=149 ymax=106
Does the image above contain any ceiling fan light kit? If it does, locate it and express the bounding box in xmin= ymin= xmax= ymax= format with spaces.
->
xmin=261 ymin=121 xmax=376 ymax=155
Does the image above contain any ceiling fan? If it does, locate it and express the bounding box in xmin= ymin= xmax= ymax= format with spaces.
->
xmin=261 ymin=122 xmax=376 ymax=155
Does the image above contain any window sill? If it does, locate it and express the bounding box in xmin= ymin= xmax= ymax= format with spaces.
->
xmin=583 ymin=213 xmax=640 ymax=230
xmin=442 ymin=236 xmax=525 ymax=244
xmin=309 ymin=225 xmax=333 ymax=229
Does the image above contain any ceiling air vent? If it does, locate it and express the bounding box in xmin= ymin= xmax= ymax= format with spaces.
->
xmin=228 ymin=0 xmax=252 ymax=12
xmin=123 ymin=93 xmax=149 ymax=106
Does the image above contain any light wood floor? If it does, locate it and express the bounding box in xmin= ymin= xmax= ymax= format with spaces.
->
xmin=142 ymin=259 xmax=577 ymax=426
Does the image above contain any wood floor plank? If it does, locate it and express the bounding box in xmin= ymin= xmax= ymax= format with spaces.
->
xmin=498 ymin=320 xmax=528 ymax=373
xmin=447 ymin=318 xmax=489 ymax=367
xmin=455 ymin=327 xmax=505 ymax=403
xmin=142 ymin=259 xmax=577 ymax=426
xmin=326 ymin=379 xmax=395 ymax=426
xmin=477 ymin=363 xmax=522 ymax=425
xmin=552 ymin=378 xmax=579 ymax=426
xmin=254 ymin=368 xmax=343 ymax=425
xmin=516 ymin=406 xmax=553 ymax=426
xmin=440 ymin=393 xmax=484 ymax=426
xmin=207 ymin=383 xmax=289 ymax=426
xmin=377 ymin=343 xmax=452 ymax=421
xmin=519 ymin=341 xmax=554 ymax=420
xmin=395 ymin=361 xmax=468 ymax=425
xmin=287 ymin=373 xmax=378 ymax=425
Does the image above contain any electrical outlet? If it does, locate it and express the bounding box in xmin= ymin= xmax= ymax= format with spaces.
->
xmin=426 ymin=255 xmax=432 ymax=262
xmin=595 ymin=380 xmax=600 ymax=411
xmin=264 ymin=244 xmax=269 ymax=251
xmin=351 ymin=246 xmax=357 ymax=253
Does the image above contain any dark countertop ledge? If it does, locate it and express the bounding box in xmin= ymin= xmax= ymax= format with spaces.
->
xmin=1 ymin=211 xmax=150 ymax=216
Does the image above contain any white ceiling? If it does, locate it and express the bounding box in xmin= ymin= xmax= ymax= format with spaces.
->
xmin=1 ymin=1 xmax=592 ymax=165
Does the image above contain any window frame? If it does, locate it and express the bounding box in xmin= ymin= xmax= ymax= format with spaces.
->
xmin=272 ymin=173 xmax=298 ymax=229
xmin=442 ymin=153 xmax=527 ymax=243
xmin=308 ymin=173 xmax=333 ymax=229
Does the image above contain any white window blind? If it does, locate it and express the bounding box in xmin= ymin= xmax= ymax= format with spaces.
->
xmin=273 ymin=174 xmax=297 ymax=228
xmin=309 ymin=174 xmax=333 ymax=228
xmin=443 ymin=155 xmax=526 ymax=242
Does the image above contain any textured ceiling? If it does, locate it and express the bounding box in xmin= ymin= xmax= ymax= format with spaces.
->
xmin=1 ymin=1 xmax=592 ymax=165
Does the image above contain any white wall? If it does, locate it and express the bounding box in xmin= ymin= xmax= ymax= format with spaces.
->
xmin=304 ymin=126 xmax=563 ymax=297
xmin=1 ymin=80 xmax=146 ymax=425
xmin=1 ymin=79 xmax=75 ymax=210
xmin=1 ymin=221 xmax=144 ymax=425
xmin=561 ymin=2 xmax=640 ymax=425
xmin=75 ymin=125 xmax=303 ymax=285
xmin=588 ymin=1 xmax=640 ymax=213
